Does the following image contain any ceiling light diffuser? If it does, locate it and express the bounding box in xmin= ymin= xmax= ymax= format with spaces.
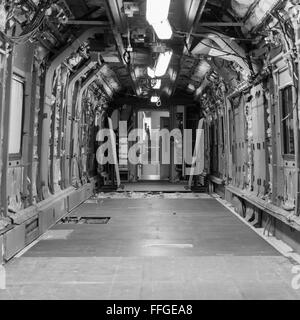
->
xmin=152 ymin=19 xmax=172 ymax=40
xmin=152 ymin=79 xmax=161 ymax=89
xmin=154 ymin=51 xmax=173 ymax=77
xmin=147 ymin=67 xmax=155 ymax=78
xmin=150 ymin=95 xmax=160 ymax=103
xmin=146 ymin=0 xmax=170 ymax=25
xmin=146 ymin=0 xmax=172 ymax=39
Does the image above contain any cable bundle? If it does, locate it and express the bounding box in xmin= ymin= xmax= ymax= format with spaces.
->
xmin=4 ymin=0 xmax=51 ymax=45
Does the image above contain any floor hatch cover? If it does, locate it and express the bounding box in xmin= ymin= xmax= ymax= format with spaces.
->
xmin=59 ymin=216 xmax=110 ymax=224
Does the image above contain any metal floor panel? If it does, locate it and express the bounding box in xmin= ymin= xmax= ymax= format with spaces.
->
xmin=23 ymin=198 xmax=279 ymax=257
xmin=1 ymin=194 xmax=300 ymax=299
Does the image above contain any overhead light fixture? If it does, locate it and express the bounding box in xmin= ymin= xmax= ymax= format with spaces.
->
xmin=168 ymin=68 xmax=177 ymax=81
xmin=152 ymin=78 xmax=161 ymax=89
xmin=146 ymin=0 xmax=172 ymax=40
xmin=187 ymin=83 xmax=195 ymax=92
xmin=147 ymin=67 xmax=155 ymax=78
xmin=150 ymin=95 xmax=160 ymax=103
xmin=152 ymin=19 xmax=172 ymax=40
xmin=136 ymin=87 xmax=142 ymax=95
xmin=146 ymin=0 xmax=170 ymax=24
xmin=154 ymin=51 xmax=172 ymax=77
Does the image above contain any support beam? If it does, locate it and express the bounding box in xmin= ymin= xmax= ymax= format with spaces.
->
xmin=108 ymin=117 xmax=121 ymax=188
xmin=67 ymin=59 xmax=99 ymax=111
xmin=0 ymin=49 xmax=13 ymax=217
xmin=64 ymin=59 xmax=98 ymax=188
xmin=69 ymin=67 xmax=103 ymax=187
xmin=187 ymin=119 xmax=204 ymax=189
xmin=38 ymin=28 xmax=103 ymax=200
xmin=66 ymin=20 xmax=110 ymax=26
xmin=106 ymin=0 xmax=127 ymax=32
xmin=186 ymin=0 xmax=208 ymax=50
xmin=171 ymin=0 xmax=207 ymax=96
xmin=105 ymin=0 xmax=141 ymax=96
xmin=198 ymin=22 xmax=244 ymax=27
xmin=77 ymin=66 xmax=105 ymax=108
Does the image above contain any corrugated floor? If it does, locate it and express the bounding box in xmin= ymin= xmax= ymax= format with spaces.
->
xmin=1 ymin=194 xmax=300 ymax=299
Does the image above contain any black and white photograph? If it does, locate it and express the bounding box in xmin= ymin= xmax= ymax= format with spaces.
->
xmin=1 ymin=0 xmax=300 ymax=307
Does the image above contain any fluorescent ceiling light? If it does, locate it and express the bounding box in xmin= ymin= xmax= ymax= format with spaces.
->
xmin=136 ymin=87 xmax=141 ymax=95
xmin=169 ymin=69 xmax=177 ymax=81
xmin=146 ymin=0 xmax=170 ymax=25
xmin=147 ymin=67 xmax=155 ymax=78
xmin=152 ymin=19 xmax=172 ymax=40
xmin=187 ymin=83 xmax=195 ymax=91
xmin=134 ymin=67 xmax=144 ymax=78
xmin=153 ymin=78 xmax=161 ymax=89
xmin=151 ymin=95 xmax=160 ymax=103
xmin=154 ymin=51 xmax=172 ymax=77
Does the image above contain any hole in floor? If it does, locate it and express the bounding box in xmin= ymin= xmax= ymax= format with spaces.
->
xmin=59 ymin=216 xmax=110 ymax=224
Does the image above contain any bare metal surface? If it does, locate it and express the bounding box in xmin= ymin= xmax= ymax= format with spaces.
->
xmin=1 ymin=195 xmax=300 ymax=299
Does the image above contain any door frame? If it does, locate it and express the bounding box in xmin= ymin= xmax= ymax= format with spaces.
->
xmin=137 ymin=109 xmax=170 ymax=181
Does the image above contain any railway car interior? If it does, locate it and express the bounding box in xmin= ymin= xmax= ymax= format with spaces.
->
xmin=1 ymin=0 xmax=300 ymax=300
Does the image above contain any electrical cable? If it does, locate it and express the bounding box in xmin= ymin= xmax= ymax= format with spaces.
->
xmin=199 ymin=34 xmax=249 ymax=63
xmin=193 ymin=38 xmax=249 ymax=62
xmin=174 ymin=28 xmax=253 ymax=74
xmin=3 ymin=0 xmax=52 ymax=45
xmin=273 ymin=12 xmax=292 ymax=52
xmin=172 ymin=23 xmax=249 ymax=65
xmin=175 ymin=29 xmax=257 ymax=42
xmin=174 ymin=31 xmax=248 ymax=61
xmin=198 ymin=28 xmax=255 ymax=69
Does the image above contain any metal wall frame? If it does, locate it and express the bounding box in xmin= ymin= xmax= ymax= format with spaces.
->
xmin=0 ymin=50 xmax=14 ymax=217
xmin=37 ymin=28 xmax=103 ymax=199
xmin=70 ymin=66 xmax=103 ymax=186
xmin=0 ymin=45 xmax=9 ymax=217
xmin=64 ymin=59 xmax=98 ymax=188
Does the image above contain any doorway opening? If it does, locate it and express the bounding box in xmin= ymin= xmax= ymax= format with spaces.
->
xmin=137 ymin=110 xmax=170 ymax=181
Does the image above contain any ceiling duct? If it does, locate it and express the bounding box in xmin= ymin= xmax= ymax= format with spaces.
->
xmin=191 ymin=30 xmax=256 ymax=76
xmin=231 ymin=0 xmax=257 ymax=18
xmin=231 ymin=0 xmax=281 ymax=31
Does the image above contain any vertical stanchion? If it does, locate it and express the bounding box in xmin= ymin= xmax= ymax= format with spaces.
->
xmin=188 ymin=118 xmax=204 ymax=189
xmin=0 ymin=49 xmax=13 ymax=217
xmin=108 ymin=117 xmax=120 ymax=188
